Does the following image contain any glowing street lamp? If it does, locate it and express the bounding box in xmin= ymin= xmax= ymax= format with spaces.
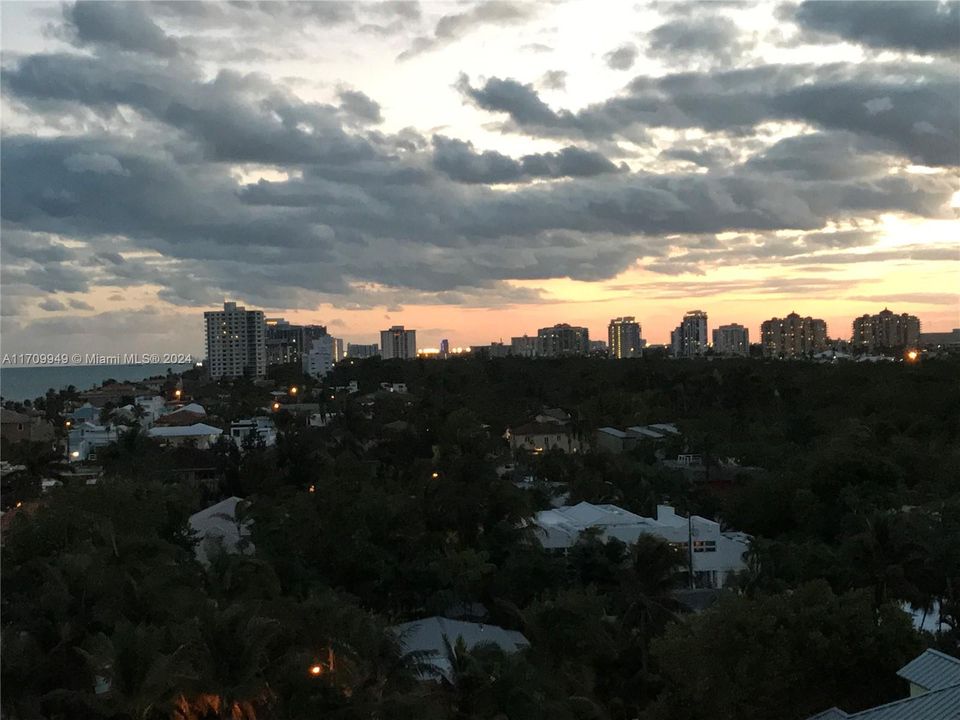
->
xmin=431 ymin=471 xmax=440 ymax=479
xmin=272 ymin=401 xmax=281 ymax=411
xmin=906 ymin=349 xmax=919 ymax=362
xmin=309 ymin=664 xmax=323 ymax=676
xmin=174 ymin=389 xmax=182 ymax=400
xmin=289 ymin=386 xmax=298 ymax=396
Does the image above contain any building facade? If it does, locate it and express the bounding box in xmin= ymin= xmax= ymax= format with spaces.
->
xmin=380 ymin=326 xmax=417 ymax=360
xmin=204 ymin=301 xmax=267 ymax=379
xmin=608 ymin=316 xmax=644 ymax=359
xmin=346 ymin=343 xmax=380 ymax=358
xmin=510 ymin=335 xmax=538 ymax=357
xmin=537 ymin=324 xmax=590 ymax=357
xmin=852 ymin=308 xmax=921 ymax=351
xmin=671 ymin=310 xmax=709 ymax=357
xmin=760 ymin=312 xmax=828 ymax=358
xmin=264 ymin=319 xmax=328 ymax=366
xmin=712 ymin=324 xmax=750 ymax=356
xmin=303 ymin=335 xmax=344 ymax=378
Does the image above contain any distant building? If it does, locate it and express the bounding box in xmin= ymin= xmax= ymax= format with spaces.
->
xmin=189 ymin=497 xmax=253 ymax=566
xmin=805 ymin=648 xmax=960 ymax=719
xmin=852 ymin=308 xmax=921 ymax=351
xmin=595 ymin=423 xmax=681 ymax=454
xmin=346 ymin=343 xmax=380 ymax=358
xmin=303 ymin=335 xmax=344 ymax=378
xmin=439 ymin=339 xmax=450 ymax=358
xmin=380 ymin=326 xmax=417 ymax=360
xmin=1 ymin=408 xmax=54 ymax=445
xmin=506 ymin=422 xmax=583 ymax=454
xmin=147 ymin=423 xmax=223 ymax=449
xmin=67 ymin=422 xmax=126 ymax=461
xmin=510 ymin=335 xmax=538 ymax=357
xmin=760 ymin=312 xmax=828 ymax=358
xmin=537 ymin=323 xmax=590 ymax=357
xmin=204 ymin=301 xmax=266 ymax=379
xmin=265 ymin=318 xmax=327 ymax=366
xmin=608 ymin=316 xmax=643 ymax=359
xmin=393 ymin=617 xmax=529 ymax=683
xmin=712 ymin=324 xmax=750 ymax=356
xmin=484 ymin=342 xmax=510 ymax=358
xmin=531 ymin=502 xmax=749 ymax=588
xmin=671 ymin=310 xmax=709 ymax=357
xmin=920 ymin=329 xmax=960 ymax=349
xmin=230 ymin=417 xmax=277 ymax=449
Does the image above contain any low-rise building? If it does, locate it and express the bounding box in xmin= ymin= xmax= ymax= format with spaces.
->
xmin=595 ymin=423 xmax=680 ymax=454
xmin=230 ymin=417 xmax=277 ymax=448
xmin=506 ymin=422 xmax=582 ymax=454
xmin=188 ymin=496 xmax=254 ymax=566
xmin=67 ymin=423 xmax=126 ymax=461
xmin=346 ymin=343 xmax=380 ymax=359
xmin=531 ymin=502 xmax=748 ymax=588
xmin=806 ymin=648 xmax=960 ymax=719
xmin=1 ymin=408 xmax=54 ymax=445
xmin=393 ymin=617 xmax=529 ymax=682
xmin=147 ymin=423 xmax=222 ymax=448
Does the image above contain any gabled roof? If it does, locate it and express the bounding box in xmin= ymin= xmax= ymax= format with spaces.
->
xmin=393 ymin=617 xmax=529 ymax=682
xmin=1 ymin=408 xmax=31 ymax=424
xmin=808 ymin=684 xmax=960 ymax=720
xmin=148 ymin=423 xmax=222 ymax=438
xmin=897 ymin=649 xmax=960 ymax=692
xmin=188 ymin=496 xmax=253 ymax=565
xmin=511 ymin=422 xmax=573 ymax=436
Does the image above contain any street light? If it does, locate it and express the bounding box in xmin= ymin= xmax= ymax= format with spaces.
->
xmin=174 ymin=389 xmax=182 ymax=400
xmin=290 ymin=386 xmax=298 ymax=396
xmin=272 ymin=401 xmax=281 ymax=411
xmin=906 ymin=349 xmax=919 ymax=362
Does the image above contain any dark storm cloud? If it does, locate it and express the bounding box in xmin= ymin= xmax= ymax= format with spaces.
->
xmin=338 ymin=89 xmax=383 ymax=125
xmin=458 ymin=63 xmax=959 ymax=166
xmin=743 ymin=132 xmax=893 ymax=181
xmin=63 ymin=1 xmax=181 ymax=57
xmin=38 ymin=298 xmax=67 ymax=312
xmin=648 ymin=16 xmax=755 ymax=64
xmin=794 ymin=1 xmax=960 ymax=56
xmin=660 ymin=146 xmax=736 ymax=169
xmin=431 ymin=136 xmax=622 ymax=184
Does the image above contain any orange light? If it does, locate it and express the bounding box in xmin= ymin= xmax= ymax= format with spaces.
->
xmin=65 ymin=420 xmax=72 ymax=428
xmin=907 ymin=350 xmax=919 ymax=361
xmin=15 ymin=501 xmax=23 ymax=508
xmin=290 ymin=386 xmax=298 ymax=395
xmin=272 ymin=402 xmax=280 ymax=411
xmin=174 ymin=389 xmax=182 ymax=398
xmin=309 ymin=665 xmax=322 ymax=676
xmin=308 ymin=484 xmax=316 ymax=493
xmin=431 ymin=472 xmax=439 ymax=479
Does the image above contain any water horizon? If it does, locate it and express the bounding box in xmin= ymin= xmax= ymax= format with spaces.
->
xmin=0 ymin=363 xmax=194 ymax=402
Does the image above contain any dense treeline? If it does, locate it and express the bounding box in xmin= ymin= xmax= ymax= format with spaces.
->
xmin=2 ymin=356 xmax=957 ymax=719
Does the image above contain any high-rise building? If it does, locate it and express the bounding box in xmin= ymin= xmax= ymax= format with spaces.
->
xmin=204 ymin=301 xmax=266 ymax=380
xmin=380 ymin=326 xmax=417 ymax=359
xmin=265 ymin=318 xmax=328 ymax=366
xmin=671 ymin=310 xmax=708 ymax=358
xmin=608 ymin=317 xmax=643 ymax=359
xmin=439 ymin=339 xmax=450 ymax=358
xmin=537 ymin=324 xmax=590 ymax=357
xmin=510 ymin=335 xmax=538 ymax=357
xmin=760 ymin=312 xmax=828 ymax=358
xmin=712 ymin=324 xmax=750 ymax=356
xmin=346 ymin=343 xmax=380 ymax=359
xmin=303 ymin=335 xmax=344 ymax=378
xmin=852 ymin=309 xmax=921 ymax=351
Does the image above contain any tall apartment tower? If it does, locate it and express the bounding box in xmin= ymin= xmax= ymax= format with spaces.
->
xmin=608 ymin=317 xmax=643 ymax=359
xmin=712 ymin=324 xmax=750 ymax=356
xmin=852 ymin=308 xmax=920 ymax=351
xmin=671 ymin=310 xmax=709 ymax=357
xmin=380 ymin=326 xmax=417 ymax=359
xmin=537 ymin=323 xmax=590 ymax=357
xmin=303 ymin=335 xmax=344 ymax=378
xmin=760 ymin=312 xmax=828 ymax=358
xmin=204 ymin=301 xmax=267 ymax=380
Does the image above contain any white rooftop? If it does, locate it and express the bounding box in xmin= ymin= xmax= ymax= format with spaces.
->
xmin=188 ymin=496 xmax=253 ymax=566
xmin=148 ymin=423 xmax=222 ymax=438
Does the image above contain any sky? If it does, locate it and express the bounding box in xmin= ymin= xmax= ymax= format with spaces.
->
xmin=1 ymin=0 xmax=958 ymax=355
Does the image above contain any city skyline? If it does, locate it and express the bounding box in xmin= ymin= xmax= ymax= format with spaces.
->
xmin=1 ymin=1 xmax=958 ymax=357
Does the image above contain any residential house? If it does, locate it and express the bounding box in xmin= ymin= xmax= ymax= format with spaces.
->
xmin=506 ymin=422 xmax=582 ymax=454
xmin=147 ymin=423 xmax=222 ymax=448
xmin=807 ymin=648 xmax=960 ymax=719
xmin=531 ymin=502 xmax=749 ymax=588
xmin=67 ymin=423 xmax=126 ymax=461
xmin=188 ymin=496 xmax=254 ymax=566
xmin=393 ymin=617 xmax=529 ymax=682
xmin=1 ymin=408 xmax=54 ymax=445
xmin=230 ymin=417 xmax=277 ymax=448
